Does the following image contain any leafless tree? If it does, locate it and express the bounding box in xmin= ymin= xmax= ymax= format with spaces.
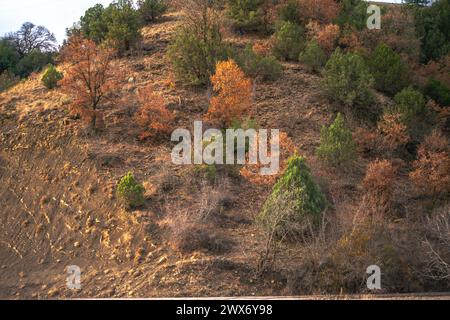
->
xmin=171 ymin=0 xmax=223 ymax=37
xmin=6 ymin=22 xmax=57 ymax=56
xmin=257 ymin=191 xmax=295 ymax=274
xmin=422 ymin=205 xmax=450 ymax=281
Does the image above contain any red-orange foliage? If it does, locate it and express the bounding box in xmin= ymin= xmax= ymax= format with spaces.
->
xmin=306 ymin=21 xmax=321 ymax=39
xmin=410 ymin=131 xmax=450 ymax=196
xmin=378 ymin=112 xmax=410 ymax=153
xmin=60 ymin=36 xmax=121 ymax=130
xmin=338 ymin=27 xmax=363 ymax=52
xmin=383 ymin=9 xmax=420 ymax=60
xmin=240 ymin=131 xmax=297 ymax=186
xmin=316 ymin=24 xmax=340 ymax=54
xmin=353 ymin=113 xmax=410 ymax=158
xmin=353 ymin=127 xmax=379 ymax=157
xmin=426 ymin=99 xmax=450 ymax=133
xmin=134 ymin=85 xmax=175 ymax=140
xmin=416 ymin=55 xmax=450 ymax=88
xmin=364 ymin=160 xmax=397 ymax=194
xmin=306 ymin=22 xmax=340 ymax=54
xmin=253 ymin=40 xmax=273 ymax=57
xmin=362 ymin=159 xmax=397 ymax=217
xmin=299 ymin=0 xmax=341 ymax=24
xmin=206 ymin=60 xmax=253 ymax=127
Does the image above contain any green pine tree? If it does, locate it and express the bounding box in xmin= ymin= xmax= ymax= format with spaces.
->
xmin=258 ymin=156 xmax=327 ymax=238
xmin=316 ymin=113 xmax=357 ymax=166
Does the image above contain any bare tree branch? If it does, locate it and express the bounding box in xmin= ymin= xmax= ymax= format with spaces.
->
xmin=5 ymin=22 xmax=57 ymax=56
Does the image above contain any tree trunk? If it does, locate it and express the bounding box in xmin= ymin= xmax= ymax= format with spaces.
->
xmin=90 ymin=112 xmax=97 ymax=133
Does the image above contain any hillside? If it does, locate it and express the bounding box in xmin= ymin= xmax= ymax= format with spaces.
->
xmin=0 ymin=12 xmax=314 ymax=298
xmin=0 ymin=7 xmax=449 ymax=299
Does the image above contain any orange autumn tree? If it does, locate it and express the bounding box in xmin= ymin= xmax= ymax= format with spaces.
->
xmin=60 ymin=36 xmax=121 ymax=131
xmin=134 ymin=85 xmax=175 ymax=140
xmin=206 ymin=60 xmax=253 ymax=127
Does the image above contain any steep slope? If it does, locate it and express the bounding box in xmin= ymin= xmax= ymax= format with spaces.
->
xmin=0 ymin=12 xmax=375 ymax=299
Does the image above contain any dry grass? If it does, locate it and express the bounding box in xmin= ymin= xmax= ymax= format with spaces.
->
xmin=0 ymin=71 xmax=71 ymax=117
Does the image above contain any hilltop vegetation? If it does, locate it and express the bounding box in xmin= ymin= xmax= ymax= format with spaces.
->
xmin=0 ymin=0 xmax=449 ymax=298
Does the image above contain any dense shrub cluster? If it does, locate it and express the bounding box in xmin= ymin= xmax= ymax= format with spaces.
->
xmin=424 ymin=79 xmax=450 ymax=106
xmin=417 ymin=55 xmax=450 ymax=88
xmin=353 ymin=127 xmax=380 ymax=157
xmin=138 ymin=0 xmax=167 ymax=23
xmin=73 ymin=0 xmax=150 ymax=54
xmin=353 ymin=114 xmax=410 ymax=157
xmin=299 ymin=0 xmax=341 ymax=24
xmin=329 ymin=221 xmax=415 ymax=293
xmin=369 ymin=6 xmax=421 ymax=62
xmin=363 ymin=160 xmax=397 ymax=197
xmin=235 ymin=44 xmax=283 ymax=80
xmin=368 ymin=44 xmax=410 ymax=96
xmin=380 ymin=87 xmax=435 ymax=141
xmin=272 ymin=21 xmax=305 ymax=61
xmin=335 ymin=0 xmax=368 ymax=30
xmin=306 ymin=22 xmax=340 ymax=55
xmin=391 ymin=87 xmax=428 ymax=126
xmin=322 ymin=49 xmax=375 ymax=111
xmin=0 ymin=23 xmax=56 ymax=88
xmin=227 ymin=0 xmax=266 ymax=33
xmin=299 ymin=40 xmax=327 ymax=73
xmin=167 ymin=25 xmax=229 ymax=85
xmin=277 ymin=0 xmax=340 ymax=26
xmin=0 ymin=71 xmax=19 ymax=92
xmin=14 ymin=50 xmax=54 ymax=78
xmin=0 ymin=40 xmax=20 ymax=74
xmin=252 ymin=40 xmax=273 ymax=56
xmin=414 ymin=0 xmax=450 ymax=63
xmin=277 ymin=0 xmax=301 ymax=25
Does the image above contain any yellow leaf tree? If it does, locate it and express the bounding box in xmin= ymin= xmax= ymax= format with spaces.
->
xmin=206 ymin=60 xmax=253 ymax=127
